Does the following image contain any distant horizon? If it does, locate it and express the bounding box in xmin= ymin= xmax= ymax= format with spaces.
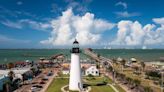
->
xmin=0 ymin=48 xmax=164 ymax=50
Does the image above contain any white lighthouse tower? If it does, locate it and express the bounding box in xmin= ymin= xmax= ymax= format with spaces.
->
xmin=69 ymin=39 xmax=83 ymax=91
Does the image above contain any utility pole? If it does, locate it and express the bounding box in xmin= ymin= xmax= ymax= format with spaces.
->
xmin=161 ymin=71 xmax=163 ymax=92
xmin=112 ymin=69 xmax=115 ymax=85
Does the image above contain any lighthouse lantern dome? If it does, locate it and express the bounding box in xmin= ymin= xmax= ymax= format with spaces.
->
xmin=71 ymin=39 xmax=80 ymax=53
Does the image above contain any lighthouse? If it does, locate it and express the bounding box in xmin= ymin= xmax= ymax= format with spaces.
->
xmin=69 ymin=39 xmax=83 ymax=91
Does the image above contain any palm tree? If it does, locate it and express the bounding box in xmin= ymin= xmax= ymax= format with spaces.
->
xmin=8 ymin=70 xmax=15 ymax=82
xmin=126 ymin=77 xmax=133 ymax=88
xmin=126 ymin=77 xmax=132 ymax=84
xmin=140 ymin=61 xmax=145 ymax=71
xmin=3 ymin=79 xmax=11 ymax=92
xmin=3 ymin=71 xmax=15 ymax=92
xmin=133 ymin=79 xmax=141 ymax=90
xmin=144 ymin=86 xmax=153 ymax=92
xmin=120 ymin=59 xmax=126 ymax=72
xmin=31 ymin=61 xmax=34 ymax=67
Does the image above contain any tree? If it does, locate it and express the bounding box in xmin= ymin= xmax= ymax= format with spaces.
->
xmin=103 ymin=76 xmax=108 ymax=84
xmin=126 ymin=77 xmax=133 ymax=85
xmin=3 ymin=79 xmax=11 ymax=92
xmin=145 ymin=71 xmax=161 ymax=78
xmin=96 ymin=63 xmax=100 ymax=69
xmin=31 ymin=61 xmax=34 ymax=67
xmin=134 ymin=66 xmax=139 ymax=72
xmin=8 ymin=71 xmax=15 ymax=82
xmin=4 ymin=71 xmax=15 ymax=92
xmin=140 ymin=61 xmax=145 ymax=71
xmin=144 ymin=86 xmax=153 ymax=92
xmin=121 ymin=59 xmax=126 ymax=67
xmin=97 ymin=54 xmax=100 ymax=58
xmin=88 ymin=74 xmax=95 ymax=80
xmin=120 ymin=59 xmax=126 ymax=72
xmin=133 ymin=79 xmax=141 ymax=90
xmin=7 ymin=63 xmax=14 ymax=69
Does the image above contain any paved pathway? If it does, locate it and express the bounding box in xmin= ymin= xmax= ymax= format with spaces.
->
xmin=107 ymin=84 xmax=119 ymax=92
xmin=107 ymin=73 xmax=132 ymax=92
xmin=61 ymin=85 xmax=91 ymax=92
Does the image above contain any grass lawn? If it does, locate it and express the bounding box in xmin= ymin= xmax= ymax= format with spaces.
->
xmin=46 ymin=76 xmax=125 ymax=92
xmin=85 ymin=77 xmax=122 ymax=92
xmin=46 ymin=78 xmax=68 ymax=92
xmin=90 ymin=85 xmax=115 ymax=92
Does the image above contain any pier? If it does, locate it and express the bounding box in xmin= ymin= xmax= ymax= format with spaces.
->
xmin=84 ymin=48 xmax=113 ymax=67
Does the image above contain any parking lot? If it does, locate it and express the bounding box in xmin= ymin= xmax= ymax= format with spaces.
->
xmin=14 ymin=68 xmax=58 ymax=92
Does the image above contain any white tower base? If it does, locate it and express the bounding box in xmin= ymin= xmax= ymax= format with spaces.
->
xmin=69 ymin=53 xmax=82 ymax=91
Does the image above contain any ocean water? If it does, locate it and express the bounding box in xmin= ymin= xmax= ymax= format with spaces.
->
xmin=0 ymin=49 xmax=164 ymax=64
xmin=0 ymin=49 xmax=88 ymax=64
xmin=94 ymin=49 xmax=164 ymax=62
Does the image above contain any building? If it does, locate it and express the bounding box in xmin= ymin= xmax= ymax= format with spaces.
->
xmin=0 ymin=68 xmax=31 ymax=91
xmin=62 ymin=68 xmax=69 ymax=75
xmin=62 ymin=63 xmax=100 ymax=76
xmin=0 ymin=68 xmax=30 ymax=80
xmin=69 ymin=39 xmax=83 ymax=91
xmin=0 ymin=75 xmax=8 ymax=91
xmin=85 ymin=65 xmax=99 ymax=76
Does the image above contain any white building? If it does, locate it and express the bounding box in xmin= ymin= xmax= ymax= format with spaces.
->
xmin=0 ymin=68 xmax=30 ymax=80
xmin=0 ymin=68 xmax=31 ymax=91
xmin=62 ymin=68 xmax=69 ymax=75
xmin=85 ymin=65 xmax=99 ymax=76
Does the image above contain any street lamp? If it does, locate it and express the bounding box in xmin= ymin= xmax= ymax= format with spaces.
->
xmin=112 ymin=68 xmax=115 ymax=85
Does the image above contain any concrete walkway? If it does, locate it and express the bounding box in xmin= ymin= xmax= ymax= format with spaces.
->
xmin=107 ymin=73 xmax=133 ymax=92
xmin=61 ymin=85 xmax=69 ymax=92
xmin=61 ymin=85 xmax=91 ymax=92
xmin=107 ymin=84 xmax=119 ymax=92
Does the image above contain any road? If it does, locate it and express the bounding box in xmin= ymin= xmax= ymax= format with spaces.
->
xmin=14 ymin=68 xmax=58 ymax=92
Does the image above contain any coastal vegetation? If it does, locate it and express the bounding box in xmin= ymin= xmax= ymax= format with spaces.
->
xmin=85 ymin=49 xmax=163 ymax=92
xmin=111 ymin=60 xmax=160 ymax=92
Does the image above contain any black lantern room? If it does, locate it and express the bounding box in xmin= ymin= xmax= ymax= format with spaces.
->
xmin=71 ymin=39 xmax=80 ymax=53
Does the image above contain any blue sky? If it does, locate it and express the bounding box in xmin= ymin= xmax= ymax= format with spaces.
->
xmin=0 ymin=0 xmax=164 ymax=49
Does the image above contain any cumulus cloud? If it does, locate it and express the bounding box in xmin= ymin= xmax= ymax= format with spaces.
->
xmin=153 ymin=17 xmax=164 ymax=25
xmin=111 ymin=20 xmax=164 ymax=46
xmin=40 ymin=8 xmax=115 ymax=46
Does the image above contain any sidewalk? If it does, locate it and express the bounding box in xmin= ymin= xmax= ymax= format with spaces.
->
xmin=107 ymin=73 xmax=133 ymax=92
xmin=39 ymin=73 xmax=56 ymax=92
